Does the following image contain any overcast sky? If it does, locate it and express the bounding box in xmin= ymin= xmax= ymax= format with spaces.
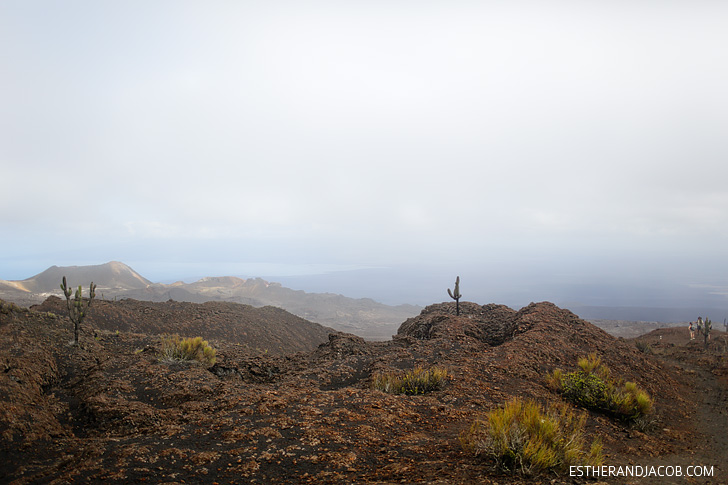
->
xmin=2 ymin=1 xmax=728 ymax=307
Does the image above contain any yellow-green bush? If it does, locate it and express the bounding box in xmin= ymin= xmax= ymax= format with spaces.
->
xmin=460 ymin=398 xmax=603 ymax=475
xmin=160 ymin=334 xmax=217 ymax=365
xmin=547 ymin=353 xmax=652 ymax=421
xmin=372 ymin=366 xmax=448 ymax=395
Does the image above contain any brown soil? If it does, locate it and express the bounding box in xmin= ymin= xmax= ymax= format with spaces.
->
xmin=1 ymin=299 xmax=726 ymax=484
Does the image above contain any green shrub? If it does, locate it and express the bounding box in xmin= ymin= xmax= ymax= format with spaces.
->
xmin=561 ymin=371 xmax=611 ymax=410
xmin=460 ymin=398 xmax=603 ymax=475
xmin=547 ymin=353 xmax=652 ymax=421
xmin=159 ymin=334 xmax=217 ymax=365
xmin=372 ymin=366 xmax=448 ymax=395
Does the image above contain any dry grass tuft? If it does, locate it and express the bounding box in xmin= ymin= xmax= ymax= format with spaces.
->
xmin=372 ymin=366 xmax=448 ymax=395
xmin=159 ymin=334 xmax=217 ymax=365
xmin=460 ymin=398 xmax=603 ymax=475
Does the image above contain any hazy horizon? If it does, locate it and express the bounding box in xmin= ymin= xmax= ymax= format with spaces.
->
xmin=5 ymin=261 xmax=728 ymax=320
xmin=3 ymin=2 xmax=728 ymax=311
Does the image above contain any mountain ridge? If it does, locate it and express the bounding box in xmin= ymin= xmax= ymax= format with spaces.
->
xmin=0 ymin=262 xmax=420 ymax=340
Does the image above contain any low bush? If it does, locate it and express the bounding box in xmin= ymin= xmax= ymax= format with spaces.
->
xmin=547 ymin=353 xmax=652 ymax=421
xmin=635 ymin=340 xmax=653 ymax=354
xmin=159 ymin=334 xmax=217 ymax=365
xmin=459 ymin=398 xmax=603 ymax=475
xmin=372 ymin=366 xmax=448 ymax=395
xmin=0 ymin=299 xmax=24 ymax=314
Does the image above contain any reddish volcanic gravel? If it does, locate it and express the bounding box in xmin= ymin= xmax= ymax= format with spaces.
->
xmin=1 ymin=299 xmax=726 ymax=484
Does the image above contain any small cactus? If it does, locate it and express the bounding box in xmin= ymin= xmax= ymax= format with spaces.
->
xmin=61 ymin=276 xmax=96 ymax=346
xmin=447 ymin=276 xmax=462 ymax=316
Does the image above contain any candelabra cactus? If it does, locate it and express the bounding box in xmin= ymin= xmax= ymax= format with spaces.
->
xmin=447 ymin=276 xmax=462 ymax=316
xmin=704 ymin=317 xmax=712 ymax=349
xmin=61 ymin=276 xmax=96 ymax=346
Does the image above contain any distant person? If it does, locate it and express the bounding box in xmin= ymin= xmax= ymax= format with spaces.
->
xmin=697 ymin=317 xmax=703 ymax=337
xmin=689 ymin=321 xmax=695 ymax=340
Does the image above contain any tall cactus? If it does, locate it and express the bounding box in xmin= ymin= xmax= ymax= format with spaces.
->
xmin=61 ymin=276 xmax=96 ymax=346
xmin=704 ymin=317 xmax=712 ymax=349
xmin=447 ymin=276 xmax=462 ymax=316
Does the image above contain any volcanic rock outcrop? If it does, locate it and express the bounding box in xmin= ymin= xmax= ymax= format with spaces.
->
xmin=396 ymin=301 xmax=518 ymax=345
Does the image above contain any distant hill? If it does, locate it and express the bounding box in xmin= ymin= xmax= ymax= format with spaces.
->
xmin=0 ymin=262 xmax=420 ymax=340
xmin=5 ymin=261 xmax=151 ymax=294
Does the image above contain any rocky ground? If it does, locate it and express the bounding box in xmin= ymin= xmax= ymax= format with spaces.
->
xmin=30 ymin=297 xmax=333 ymax=356
xmin=1 ymin=299 xmax=726 ymax=484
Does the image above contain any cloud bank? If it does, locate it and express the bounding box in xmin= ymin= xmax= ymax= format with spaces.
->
xmin=2 ymin=1 xmax=728 ymax=306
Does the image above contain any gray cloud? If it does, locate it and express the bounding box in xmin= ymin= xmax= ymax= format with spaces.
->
xmin=3 ymin=1 xmax=728 ymax=305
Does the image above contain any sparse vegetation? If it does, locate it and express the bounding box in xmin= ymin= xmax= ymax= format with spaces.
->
xmin=0 ymin=299 xmax=24 ymax=314
xmin=372 ymin=366 xmax=448 ymax=395
xmin=159 ymin=334 xmax=217 ymax=365
xmin=546 ymin=353 xmax=653 ymax=421
xmin=460 ymin=398 xmax=603 ymax=475
xmin=60 ymin=276 xmax=96 ymax=346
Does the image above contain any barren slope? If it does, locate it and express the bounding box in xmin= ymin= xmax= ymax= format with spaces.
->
xmin=32 ymin=296 xmax=333 ymax=355
xmin=1 ymin=299 xmax=725 ymax=484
